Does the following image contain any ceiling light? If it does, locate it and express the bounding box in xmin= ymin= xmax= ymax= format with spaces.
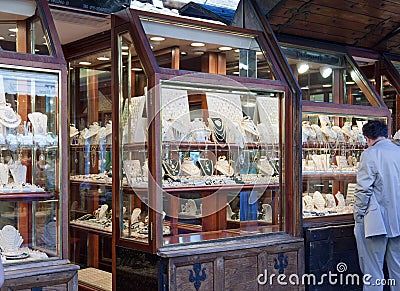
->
xmin=191 ymin=42 xmax=205 ymax=47
xmin=322 ymin=84 xmax=332 ymax=88
xmin=121 ymin=51 xmax=129 ymax=56
xmin=34 ymin=49 xmax=40 ymax=52
xmin=320 ymin=66 xmax=333 ymax=78
xmin=150 ymin=36 xmax=165 ymax=41
xmin=218 ymin=46 xmax=232 ymax=51
xmin=346 ymin=81 xmax=355 ymax=85
xmin=301 ymin=86 xmax=309 ymax=90
xmin=8 ymin=33 xmax=15 ymax=37
xmin=297 ymin=62 xmax=309 ymax=74
xmin=97 ymin=56 xmax=110 ymax=61
xmin=234 ymin=49 xmax=240 ymax=53
xmin=131 ymin=68 xmax=143 ymax=71
xmin=180 ymin=51 xmax=187 ymax=56
xmin=256 ymin=51 xmax=263 ymax=56
xmin=79 ymin=61 xmax=91 ymax=65
xmin=121 ymin=45 xmax=129 ymax=50
xmin=8 ymin=28 xmax=17 ymax=33
xmin=0 ymin=36 xmax=4 ymax=40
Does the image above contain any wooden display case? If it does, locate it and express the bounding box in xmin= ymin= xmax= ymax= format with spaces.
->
xmin=282 ymin=42 xmax=391 ymax=290
xmin=111 ymin=1 xmax=303 ymax=290
xmin=0 ymin=0 xmax=78 ymax=289
xmin=67 ymin=36 xmax=113 ymax=289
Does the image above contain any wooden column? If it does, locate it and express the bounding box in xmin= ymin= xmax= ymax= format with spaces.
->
xmin=171 ymin=47 xmax=180 ymax=70
xmin=201 ymin=52 xmax=226 ymax=74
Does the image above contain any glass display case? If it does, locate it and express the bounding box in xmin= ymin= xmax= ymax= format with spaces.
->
xmin=68 ymin=45 xmax=113 ymax=281
xmin=281 ymin=45 xmax=391 ymax=221
xmin=301 ymin=111 xmax=387 ymax=219
xmin=0 ymin=1 xmax=77 ymax=289
xmin=0 ymin=66 xmax=60 ymax=262
xmin=109 ymin=5 xmax=304 ymax=289
xmin=113 ymin=9 xmax=298 ymax=251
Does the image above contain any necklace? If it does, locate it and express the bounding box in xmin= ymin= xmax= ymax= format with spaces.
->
xmin=162 ymin=158 xmax=180 ymax=180
xmin=197 ymin=158 xmax=214 ymax=176
xmin=209 ymin=117 xmax=226 ymax=142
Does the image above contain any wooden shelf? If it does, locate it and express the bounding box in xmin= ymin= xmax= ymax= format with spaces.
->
xmin=70 ymin=180 xmax=112 ymax=187
xmin=163 ymin=226 xmax=281 ymax=245
xmin=69 ymin=223 xmax=112 ymax=237
xmin=303 ymin=172 xmax=356 ymax=181
xmin=70 ymin=144 xmax=112 ymax=151
xmin=302 ymin=142 xmax=366 ymax=150
xmin=164 ymin=183 xmax=279 ymax=194
xmin=0 ymin=192 xmax=54 ymax=201
xmin=122 ymin=141 xmax=278 ymax=151
xmin=123 ymin=183 xmax=279 ymax=195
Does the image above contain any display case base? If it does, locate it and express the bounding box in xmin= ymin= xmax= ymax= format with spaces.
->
xmin=1 ymin=259 xmax=79 ymax=291
xmin=116 ymin=233 xmax=304 ymax=290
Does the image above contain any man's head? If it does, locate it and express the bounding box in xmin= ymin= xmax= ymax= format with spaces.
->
xmin=362 ymin=120 xmax=388 ymax=146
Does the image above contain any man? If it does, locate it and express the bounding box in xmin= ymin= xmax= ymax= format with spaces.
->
xmin=354 ymin=120 xmax=400 ymax=290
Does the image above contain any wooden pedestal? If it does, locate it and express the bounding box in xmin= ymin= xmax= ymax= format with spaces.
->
xmin=116 ymin=234 xmax=304 ymax=290
xmin=1 ymin=260 xmax=79 ymax=291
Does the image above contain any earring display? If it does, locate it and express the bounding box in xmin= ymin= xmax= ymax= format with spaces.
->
xmin=124 ymin=160 xmax=144 ymax=186
xmin=122 ymin=96 xmax=146 ymax=144
xmin=180 ymin=199 xmax=198 ymax=216
xmin=161 ymin=88 xmax=191 ymax=142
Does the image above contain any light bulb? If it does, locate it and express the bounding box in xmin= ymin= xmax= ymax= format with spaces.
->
xmin=320 ymin=66 xmax=333 ymax=78
xmin=296 ymin=62 xmax=309 ymax=74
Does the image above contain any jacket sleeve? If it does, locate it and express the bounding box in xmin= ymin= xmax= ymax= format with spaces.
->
xmin=354 ymin=150 xmax=376 ymax=217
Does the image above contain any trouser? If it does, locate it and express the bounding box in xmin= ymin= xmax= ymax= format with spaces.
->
xmin=354 ymin=222 xmax=400 ymax=291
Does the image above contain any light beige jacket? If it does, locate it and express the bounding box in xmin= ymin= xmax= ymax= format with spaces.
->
xmin=354 ymin=139 xmax=400 ymax=238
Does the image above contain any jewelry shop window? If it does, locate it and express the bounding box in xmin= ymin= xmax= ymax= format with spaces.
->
xmin=159 ymin=81 xmax=283 ymax=245
xmin=0 ymin=66 xmax=61 ymax=263
xmin=68 ymin=47 xmax=114 ymax=271
xmin=118 ymin=31 xmax=150 ymax=244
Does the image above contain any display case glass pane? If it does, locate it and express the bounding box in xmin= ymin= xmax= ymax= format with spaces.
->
xmin=68 ymin=48 xmax=113 ymax=272
xmin=118 ymin=32 xmax=150 ymax=244
xmin=0 ymin=66 xmax=61 ymax=263
xmin=281 ymin=46 xmax=378 ymax=106
xmin=140 ymin=17 xmax=275 ymax=79
xmin=301 ymin=112 xmax=386 ymax=219
xmin=159 ymin=82 xmax=282 ymax=245
xmin=31 ymin=17 xmax=51 ymax=55
xmin=0 ymin=23 xmax=17 ymax=52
